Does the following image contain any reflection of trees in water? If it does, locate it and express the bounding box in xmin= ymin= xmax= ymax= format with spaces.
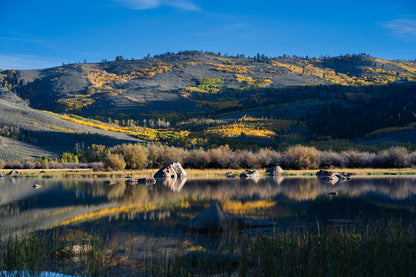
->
xmin=277 ymin=178 xmax=416 ymax=201
xmin=337 ymin=178 xmax=416 ymax=200
xmin=4 ymin=177 xmax=415 ymax=208
xmin=115 ymin=177 xmax=416 ymax=204
xmin=104 ymin=182 xmax=126 ymax=200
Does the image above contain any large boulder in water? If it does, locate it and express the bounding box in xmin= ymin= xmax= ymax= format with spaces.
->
xmin=179 ymin=202 xmax=230 ymax=233
xmin=265 ymin=166 xmax=284 ymax=176
xmin=154 ymin=161 xmax=187 ymax=179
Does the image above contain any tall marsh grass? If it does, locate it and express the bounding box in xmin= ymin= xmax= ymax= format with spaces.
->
xmin=1 ymin=218 xmax=415 ymax=276
xmin=144 ymin=218 xmax=416 ymax=276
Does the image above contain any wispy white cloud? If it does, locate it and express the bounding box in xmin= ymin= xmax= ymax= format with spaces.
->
xmin=383 ymin=19 xmax=416 ymax=39
xmin=113 ymin=0 xmax=200 ymax=11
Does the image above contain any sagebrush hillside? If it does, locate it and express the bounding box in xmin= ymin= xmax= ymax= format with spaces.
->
xmin=1 ymin=51 xmax=416 ymax=159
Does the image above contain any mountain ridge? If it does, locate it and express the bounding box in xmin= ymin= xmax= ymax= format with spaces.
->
xmin=1 ymin=51 xmax=416 ymax=160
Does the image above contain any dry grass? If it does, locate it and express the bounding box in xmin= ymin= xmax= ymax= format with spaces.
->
xmin=2 ymin=167 xmax=416 ymax=178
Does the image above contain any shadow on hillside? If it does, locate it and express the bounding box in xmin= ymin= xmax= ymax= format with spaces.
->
xmin=27 ymin=130 xmax=138 ymax=154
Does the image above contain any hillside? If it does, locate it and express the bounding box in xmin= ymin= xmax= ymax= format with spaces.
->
xmin=1 ymin=51 xmax=416 ymax=159
xmin=0 ymin=88 xmax=140 ymax=161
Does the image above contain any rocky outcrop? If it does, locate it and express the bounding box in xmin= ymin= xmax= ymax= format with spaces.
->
xmin=179 ymin=202 xmax=230 ymax=233
xmin=265 ymin=166 xmax=284 ymax=176
xmin=316 ymin=170 xmax=351 ymax=185
xmin=6 ymin=170 xmax=20 ymax=176
xmin=240 ymin=169 xmax=260 ymax=179
xmin=154 ymin=161 xmax=187 ymax=179
xmin=154 ymin=161 xmax=187 ymax=191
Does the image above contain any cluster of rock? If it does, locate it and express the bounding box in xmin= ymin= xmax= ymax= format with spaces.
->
xmin=230 ymin=166 xmax=284 ymax=183
xmin=240 ymin=169 xmax=260 ymax=179
xmin=102 ymin=162 xmax=286 ymax=193
xmin=316 ymin=170 xmax=351 ymax=185
xmin=179 ymin=202 xmax=275 ymax=233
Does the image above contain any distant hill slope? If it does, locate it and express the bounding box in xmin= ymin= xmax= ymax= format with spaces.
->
xmin=1 ymin=51 xmax=416 ymax=154
xmin=0 ymin=88 xmax=140 ymax=161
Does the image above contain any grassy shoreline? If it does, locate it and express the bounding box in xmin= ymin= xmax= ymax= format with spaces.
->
xmin=1 ymin=167 xmax=416 ymax=178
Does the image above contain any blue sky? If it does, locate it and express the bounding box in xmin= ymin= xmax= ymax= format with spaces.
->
xmin=0 ymin=0 xmax=415 ymax=69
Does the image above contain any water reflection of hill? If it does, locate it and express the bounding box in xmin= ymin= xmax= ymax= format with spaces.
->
xmin=2 ymin=177 xmax=416 ymax=237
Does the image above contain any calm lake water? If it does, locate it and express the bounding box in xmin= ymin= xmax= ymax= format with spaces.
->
xmin=2 ymin=176 xmax=416 ymax=235
xmin=2 ymin=176 xmax=416 ymax=274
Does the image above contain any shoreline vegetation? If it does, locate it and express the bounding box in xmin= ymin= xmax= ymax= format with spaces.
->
xmin=1 ymin=144 xmax=416 ymax=174
xmin=2 ymin=168 xmax=416 ymax=178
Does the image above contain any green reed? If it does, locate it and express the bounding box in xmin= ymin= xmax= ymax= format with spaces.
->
xmin=1 ymin=217 xmax=415 ymax=276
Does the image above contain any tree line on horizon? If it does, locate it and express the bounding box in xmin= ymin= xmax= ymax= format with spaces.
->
xmin=1 ymin=144 xmax=416 ymax=171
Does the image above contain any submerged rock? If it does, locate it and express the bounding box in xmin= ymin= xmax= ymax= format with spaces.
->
xmin=265 ymin=166 xmax=284 ymax=176
xmin=179 ymin=202 xmax=230 ymax=233
xmin=33 ymin=184 xmax=42 ymax=189
xmin=137 ymin=177 xmax=156 ymax=185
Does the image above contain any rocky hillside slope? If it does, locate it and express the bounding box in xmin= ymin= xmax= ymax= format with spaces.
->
xmin=1 ymin=51 xmax=416 ymax=159
xmin=0 ymin=88 xmax=140 ymax=161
